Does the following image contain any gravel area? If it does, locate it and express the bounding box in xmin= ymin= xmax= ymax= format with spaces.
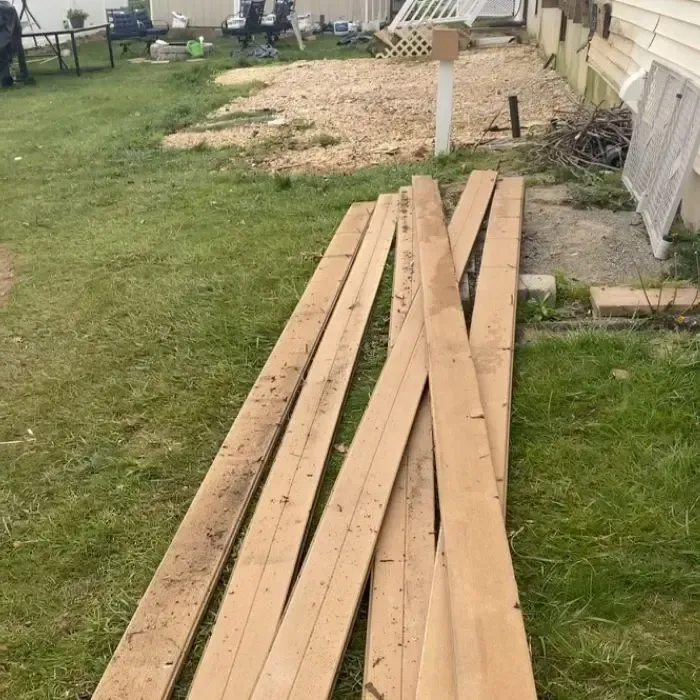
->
xmin=522 ymin=186 xmax=671 ymax=284
xmin=164 ymin=45 xmax=577 ymax=172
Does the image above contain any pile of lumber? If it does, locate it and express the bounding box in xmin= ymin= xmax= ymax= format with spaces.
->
xmin=92 ymin=170 xmax=536 ymax=700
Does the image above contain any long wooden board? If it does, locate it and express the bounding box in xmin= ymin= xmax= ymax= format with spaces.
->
xmin=590 ymin=285 xmax=700 ymax=317
xmin=472 ymin=178 xmax=524 ymax=510
xmin=249 ymin=171 xmax=497 ymax=700
xmin=364 ymin=188 xmax=435 ymax=700
xmin=91 ymin=203 xmax=374 ymax=700
xmin=413 ymin=174 xmax=535 ymax=700
xmin=416 ymin=533 xmax=454 ymax=700
xmin=186 ymin=195 xmax=398 ymax=700
xmin=416 ymin=177 xmax=525 ymax=700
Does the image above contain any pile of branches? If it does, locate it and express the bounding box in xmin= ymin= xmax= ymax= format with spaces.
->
xmin=536 ymin=103 xmax=633 ymax=171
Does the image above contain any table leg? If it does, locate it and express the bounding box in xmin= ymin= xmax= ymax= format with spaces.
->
xmin=70 ymin=31 xmax=81 ymax=77
xmin=106 ymin=24 xmax=115 ymax=68
xmin=55 ymin=34 xmax=66 ymax=70
xmin=16 ymin=42 xmax=29 ymax=83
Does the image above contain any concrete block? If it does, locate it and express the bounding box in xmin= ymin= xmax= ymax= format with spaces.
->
xmin=518 ymin=274 xmax=556 ymax=306
xmin=149 ymin=41 xmax=213 ymax=61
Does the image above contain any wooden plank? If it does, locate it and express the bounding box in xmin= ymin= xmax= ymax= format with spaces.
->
xmin=91 ymin=203 xmax=374 ymax=700
xmin=416 ymin=177 xmax=525 ymax=700
xmin=185 ymin=195 xmax=399 ymax=700
xmin=374 ymin=28 xmax=396 ymax=48
xmin=416 ymin=533 xmax=455 ymax=700
xmin=364 ymin=188 xmax=435 ymax=700
xmin=413 ymin=174 xmax=535 ymax=700
xmin=591 ymin=285 xmax=700 ymax=317
xmin=390 ymin=187 xmax=418 ymax=347
xmin=471 ymin=178 xmax=525 ymax=509
xmin=250 ymin=171 xmax=498 ymax=700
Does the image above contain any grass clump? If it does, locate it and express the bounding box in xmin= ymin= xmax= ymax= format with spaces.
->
xmin=567 ymin=170 xmax=636 ymax=211
xmin=556 ymin=271 xmax=591 ymax=306
xmin=273 ymin=173 xmax=293 ymax=190
xmin=316 ymin=133 xmax=341 ymax=148
xmin=517 ymin=297 xmax=560 ymax=322
xmin=670 ymin=226 xmax=700 ymax=283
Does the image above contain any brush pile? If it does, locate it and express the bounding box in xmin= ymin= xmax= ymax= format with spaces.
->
xmin=537 ymin=103 xmax=633 ymax=170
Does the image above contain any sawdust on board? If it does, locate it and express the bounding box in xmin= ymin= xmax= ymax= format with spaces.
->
xmin=0 ymin=246 xmax=15 ymax=306
xmin=163 ymin=45 xmax=576 ymax=172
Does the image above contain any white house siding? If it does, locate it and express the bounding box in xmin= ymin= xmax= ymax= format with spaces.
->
xmin=586 ymin=0 xmax=700 ymax=180
xmin=150 ymin=0 xmax=385 ymax=23
xmin=150 ymin=0 xmax=235 ymax=26
xmin=528 ymin=1 xmax=700 ymax=226
xmin=151 ymin=0 xmax=520 ymax=27
xmin=294 ymin=0 xmax=381 ymax=22
xmin=20 ymin=0 xmax=107 ymax=47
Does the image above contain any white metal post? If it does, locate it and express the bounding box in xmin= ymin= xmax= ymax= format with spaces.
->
xmin=435 ymin=59 xmax=454 ymax=156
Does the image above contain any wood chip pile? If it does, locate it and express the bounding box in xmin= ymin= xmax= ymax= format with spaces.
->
xmin=92 ymin=171 xmax=537 ymax=700
xmin=164 ymin=45 xmax=576 ymax=172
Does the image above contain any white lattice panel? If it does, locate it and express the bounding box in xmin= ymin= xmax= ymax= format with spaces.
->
xmin=376 ymin=25 xmax=433 ymax=57
xmin=623 ymin=61 xmax=700 ymax=260
xmin=623 ymin=63 xmax=684 ymax=203
xmin=642 ymin=80 xmax=700 ymax=259
xmin=479 ymin=0 xmax=518 ymax=17
xmin=389 ymin=0 xmax=486 ymax=31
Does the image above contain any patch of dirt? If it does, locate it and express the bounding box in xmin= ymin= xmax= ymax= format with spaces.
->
xmin=164 ymin=45 xmax=576 ymax=172
xmin=0 ymin=246 xmax=15 ymax=306
xmin=522 ymin=186 xmax=670 ymax=285
xmin=215 ymin=63 xmax=290 ymax=86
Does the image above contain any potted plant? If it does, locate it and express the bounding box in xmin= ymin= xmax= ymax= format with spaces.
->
xmin=67 ymin=8 xmax=89 ymax=29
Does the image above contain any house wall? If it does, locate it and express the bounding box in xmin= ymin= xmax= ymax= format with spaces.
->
xmin=294 ymin=0 xmax=386 ymax=22
xmin=149 ymin=0 xmax=518 ymax=28
xmin=20 ymin=0 xmax=108 ymax=47
xmin=527 ymin=0 xmax=700 ymax=230
xmin=149 ymin=0 xmax=386 ymax=24
xmin=588 ymin=1 xmax=700 ymax=101
xmin=149 ymin=0 xmax=234 ymax=26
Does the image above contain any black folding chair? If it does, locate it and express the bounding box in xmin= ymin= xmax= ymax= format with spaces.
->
xmin=222 ymin=0 xmax=266 ymax=48
xmin=259 ymin=0 xmax=293 ymax=44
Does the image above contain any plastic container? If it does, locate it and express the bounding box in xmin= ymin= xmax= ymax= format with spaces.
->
xmin=171 ymin=11 xmax=189 ymax=28
xmin=187 ymin=39 xmax=204 ymax=57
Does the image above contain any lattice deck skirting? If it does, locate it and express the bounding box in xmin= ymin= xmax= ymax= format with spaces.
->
xmin=376 ymin=26 xmax=434 ymax=58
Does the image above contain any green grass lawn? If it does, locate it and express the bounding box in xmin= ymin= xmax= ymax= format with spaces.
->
xmin=1 ymin=36 xmax=699 ymax=700
xmin=511 ymin=331 xmax=700 ymax=700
